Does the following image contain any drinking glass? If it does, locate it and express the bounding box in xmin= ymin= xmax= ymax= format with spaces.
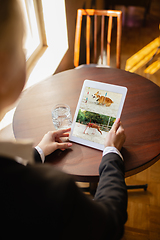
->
xmin=52 ymin=104 xmax=72 ymax=130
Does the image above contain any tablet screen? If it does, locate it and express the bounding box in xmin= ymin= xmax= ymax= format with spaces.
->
xmin=70 ymin=80 xmax=127 ymax=150
xmin=72 ymin=86 xmax=122 ymax=145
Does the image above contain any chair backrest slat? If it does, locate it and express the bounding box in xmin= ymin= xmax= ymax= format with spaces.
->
xmin=101 ymin=15 xmax=105 ymax=65
xmin=94 ymin=14 xmax=97 ymax=63
xmin=74 ymin=10 xmax=83 ymax=67
xmin=107 ymin=15 xmax=113 ymax=66
xmin=74 ymin=9 xmax=122 ymax=68
xmin=86 ymin=14 xmax=90 ymax=64
xmin=116 ymin=15 xmax=122 ymax=68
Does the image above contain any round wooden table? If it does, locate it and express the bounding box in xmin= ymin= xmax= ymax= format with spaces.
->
xmin=13 ymin=66 xmax=160 ymax=182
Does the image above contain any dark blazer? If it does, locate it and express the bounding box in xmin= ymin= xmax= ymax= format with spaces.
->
xmin=0 ymin=149 xmax=127 ymax=239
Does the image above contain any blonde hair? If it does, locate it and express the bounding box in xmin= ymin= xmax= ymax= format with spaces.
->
xmin=0 ymin=0 xmax=24 ymax=53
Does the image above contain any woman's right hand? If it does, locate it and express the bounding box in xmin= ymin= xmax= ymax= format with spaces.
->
xmin=104 ymin=118 xmax=126 ymax=151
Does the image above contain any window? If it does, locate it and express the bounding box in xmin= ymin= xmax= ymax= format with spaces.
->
xmin=25 ymin=0 xmax=69 ymax=88
xmin=19 ymin=0 xmax=69 ymax=82
xmin=20 ymin=0 xmax=41 ymax=59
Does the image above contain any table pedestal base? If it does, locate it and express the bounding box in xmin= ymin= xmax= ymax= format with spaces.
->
xmin=127 ymin=184 xmax=148 ymax=191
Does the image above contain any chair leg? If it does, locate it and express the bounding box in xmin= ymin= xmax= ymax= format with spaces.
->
xmin=81 ymin=183 xmax=148 ymax=195
xmin=80 ymin=182 xmax=98 ymax=196
xmin=127 ymin=184 xmax=148 ymax=191
xmin=89 ymin=182 xmax=98 ymax=196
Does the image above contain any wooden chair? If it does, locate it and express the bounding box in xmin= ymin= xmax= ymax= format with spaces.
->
xmin=74 ymin=9 xmax=122 ymax=68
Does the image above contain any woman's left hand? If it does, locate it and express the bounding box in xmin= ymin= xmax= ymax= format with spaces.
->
xmin=37 ymin=128 xmax=72 ymax=157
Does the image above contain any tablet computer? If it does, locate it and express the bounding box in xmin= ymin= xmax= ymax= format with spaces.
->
xmin=69 ymin=80 xmax=127 ymax=151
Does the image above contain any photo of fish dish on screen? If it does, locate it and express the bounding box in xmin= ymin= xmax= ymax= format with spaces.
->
xmin=72 ymin=86 xmax=123 ymax=145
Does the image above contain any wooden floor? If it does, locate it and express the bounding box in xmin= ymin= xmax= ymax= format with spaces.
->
xmin=122 ymin=160 xmax=160 ymax=240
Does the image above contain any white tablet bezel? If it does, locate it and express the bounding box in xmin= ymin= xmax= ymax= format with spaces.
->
xmin=69 ymin=79 xmax=127 ymax=151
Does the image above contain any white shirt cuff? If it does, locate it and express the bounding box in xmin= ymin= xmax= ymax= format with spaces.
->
xmin=103 ymin=146 xmax=123 ymax=161
xmin=35 ymin=146 xmax=45 ymax=163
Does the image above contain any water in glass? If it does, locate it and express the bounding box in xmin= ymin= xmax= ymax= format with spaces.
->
xmin=52 ymin=104 xmax=72 ymax=130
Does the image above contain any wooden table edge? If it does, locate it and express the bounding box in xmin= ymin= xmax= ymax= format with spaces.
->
xmin=125 ymin=153 xmax=160 ymax=178
xmin=66 ymin=154 xmax=160 ymax=182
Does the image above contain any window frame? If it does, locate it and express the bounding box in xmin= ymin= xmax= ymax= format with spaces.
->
xmin=22 ymin=0 xmax=47 ymax=76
